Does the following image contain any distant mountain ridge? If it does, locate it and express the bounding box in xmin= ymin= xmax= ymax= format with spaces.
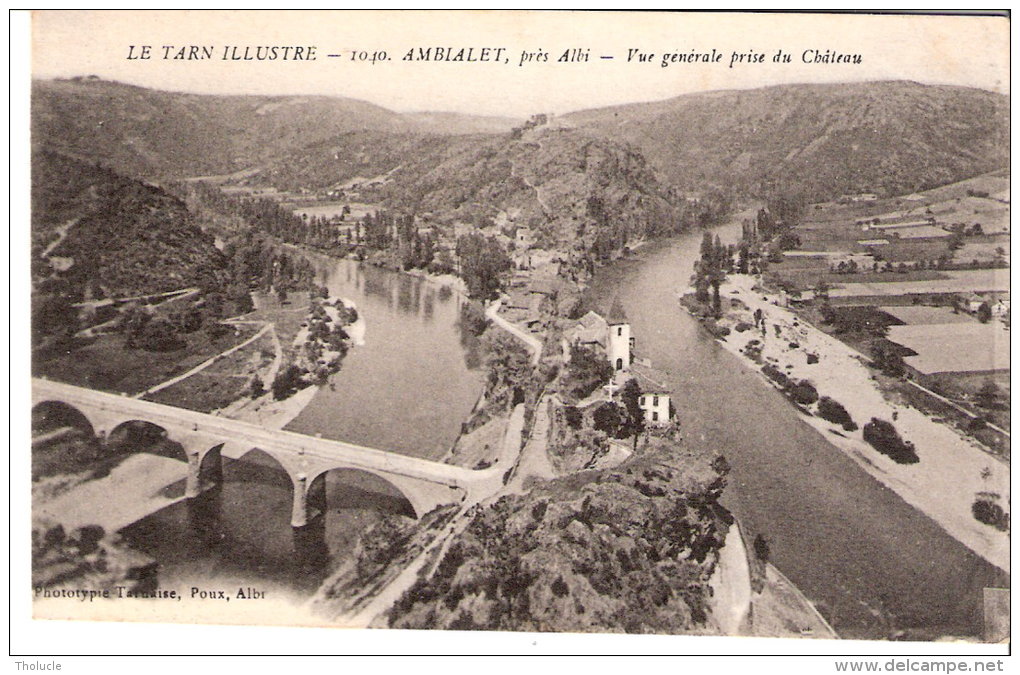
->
xmin=564 ymin=80 xmax=1009 ymax=201
xmin=33 ymin=78 xmax=1009 ymax=208
xmin=31 ymin=77 xmax=521 ymax=179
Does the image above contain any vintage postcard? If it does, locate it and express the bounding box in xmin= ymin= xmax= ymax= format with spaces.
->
xmin=15 ymin=9 xmax=1011 ymax=658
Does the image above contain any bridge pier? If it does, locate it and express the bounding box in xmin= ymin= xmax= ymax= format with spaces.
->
xmin=290 ymin=472 xmax=329 ymax=528
xmin=185 ymin=443 xmax=223 ymax=499
xmin=289 ymin=474 xmax=308 ymax=527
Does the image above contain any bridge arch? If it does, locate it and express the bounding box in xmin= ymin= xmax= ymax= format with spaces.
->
xmin=32 ymin=400 xmax=95 ymax=437
xmin=107 ymin=420 xmax=188 ymax=463
xmin=233 ymin=447 xmax=297 ymax=490
xmin=306 ymin=468 xmax=417 ymax=522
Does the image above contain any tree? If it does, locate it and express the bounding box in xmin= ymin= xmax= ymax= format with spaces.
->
xmin=871 ymin=342 xmax=905 ymax=377
xmin=814 ymin=281 xmax=830 ymax=301
xmin=566 ymin=344 xmax=613 ymax=399
xmin=457 ymin=233 xmax=512 ymax=300
xmin=976 ymin=380 xmax=999 ymax=409
xmin=619 ymin=378 xmax=646 ymax=450
xmin=753 ymin=534 xmax=770 ymax=564
xmin=248 ymin=375 xmax=265 ymax=398
xmin=863 ymin=418 xmax=918 ymax=464
xmin=976 ymin=301 xmax=992 ymax=324
xmin=592 ymin=402 xmax=623 ymax=437
xmin=818 ymin=396 xmax=857 ymax=431
xmin=272 ymin=365 xmax=306 ymax=400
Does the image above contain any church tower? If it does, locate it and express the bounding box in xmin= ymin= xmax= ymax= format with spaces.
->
xmin=606 ymin=298 xmax=630 ymax=371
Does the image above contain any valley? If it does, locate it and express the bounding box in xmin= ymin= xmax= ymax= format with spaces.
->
xmin=28 ymin=76 xmax=1009 ymax=642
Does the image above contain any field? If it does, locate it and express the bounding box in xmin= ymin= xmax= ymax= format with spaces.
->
xmin=285 ymin=201 xmax=378 ymax=220
xmin=776 ymin=170 xmax=1010 ymax=293
xmin=887 ymin=323 xmax=1010 ymax=375
xmin=827 ymin=269 xmax=1010 ymax=299
xmin=33 ymin=325 xmax=258 ymax=396
xmin=928 ymin=371 xmax=1011 ymax=435
xmin=144 ymin=332 xmax=276 ymax=413
xmin=879 ymin=305 xmax=974 ymax=325
xmin=247 ymin=289 xmax=312 ymax=350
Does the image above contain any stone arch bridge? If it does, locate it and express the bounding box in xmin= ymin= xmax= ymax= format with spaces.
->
xmin=32 ymin=379 xmax=500 ymax=528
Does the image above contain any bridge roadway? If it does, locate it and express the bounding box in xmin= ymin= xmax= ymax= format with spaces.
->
xmin=32 ymin=378 xmax=506 ymax=527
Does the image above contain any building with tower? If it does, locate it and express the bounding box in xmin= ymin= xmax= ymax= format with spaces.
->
xmin=606 ymin=298 xmax=631 ymax=371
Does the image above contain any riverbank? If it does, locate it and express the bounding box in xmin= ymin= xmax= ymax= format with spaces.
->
xmin=681 ymin=274 xmax=1009 ymax=574
xmin=214 ymin=293 xmax=361 ymax=430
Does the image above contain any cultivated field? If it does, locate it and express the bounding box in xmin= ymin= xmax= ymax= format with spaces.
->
xmin=827 ymin=269 xmax=1010 ymax=298
xmin=887 ymin=323 xmax=1010 ymax=375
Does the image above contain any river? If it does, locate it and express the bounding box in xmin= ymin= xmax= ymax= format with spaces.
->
xmin=582 ymin=221 xmax=1009 ymax=640
xmin=120 ymin=258 xmax=485 ymax=603
xmin=120 ymin=226 xmax=1006 ymax=638
xmin=286 ymin=257 xmax=486 ymax=457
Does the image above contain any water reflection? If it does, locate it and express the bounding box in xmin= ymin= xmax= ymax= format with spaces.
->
xmin=286 ymin=258 xmax=485 ymax=458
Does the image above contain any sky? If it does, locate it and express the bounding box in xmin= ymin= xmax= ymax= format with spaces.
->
xmin=28 ymin=10 xmax=1010 ymax=118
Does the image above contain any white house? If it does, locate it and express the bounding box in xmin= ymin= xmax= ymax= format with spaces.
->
xmin=639 ymin=392 xmax=672 ymax=426
xmin=515 ymin=225 xmax=532 ymax=249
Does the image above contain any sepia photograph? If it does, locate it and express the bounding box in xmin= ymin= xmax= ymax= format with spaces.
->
xmin=12 ymin=9 xmax=1012 ymax=662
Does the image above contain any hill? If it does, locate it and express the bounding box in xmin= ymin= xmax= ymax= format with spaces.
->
xmin=31 ymin=150 xmax=229 ymax=302
xmin=566 ymin=81 xmax=1009 ymax=202
xmin=31 ymin=78 xmax=518 ymax=179
xmin=256 ymin=124 xmax=709 ymax=253
xmin=31 ymin=78 xmax=411 ymax=178
xmin=34 ymin=78 xmax=1007 ymax=209
xmin=384 ymin=437 xmax=732 ymax=633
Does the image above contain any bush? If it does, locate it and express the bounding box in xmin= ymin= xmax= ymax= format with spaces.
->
xmin=967 ymin=417 xmax=988 ymax=432
xmin=566 ymin=345 xmax=613 ymax=399
xmin=704 ymin=321 xmax=730 ymax=338
xmin=734 ymin=321 xmax=753 ymax=333
xmin=761 ymin=364 xmax=790 ymax=389
xmin=248 ymin=376 xmax=265 ymax=399
xmin=817 ymin=396 xmax=857 ymax=431
xmin=786 ymin=379 xmax=819 ymax=406
xmin=563 ymin=406 xmax=583 ymax=430
xmin=863 ymin=418 xmax=918 ymax=464
xmin=972 ymin=499 xmax=1009 ymax=531
xmin=459 ymin=301 xmax=490 ymax=337
xmin=753 ymin=534 xmax=770 ymax=563
xmin=272 ymin=364 xmax=306 ymax=400
xmin=592 ymin=403 xmax=623 ymax=437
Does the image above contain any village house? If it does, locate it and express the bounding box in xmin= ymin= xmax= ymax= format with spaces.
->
xmin=515 ymin=225 xmax=533 ymax=249
xmin=638 ymin=391 xmax=672 ymax=426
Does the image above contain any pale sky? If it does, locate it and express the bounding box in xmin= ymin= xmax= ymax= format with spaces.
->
xmin=29 ymin=10 xmax=1010 ymax=117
